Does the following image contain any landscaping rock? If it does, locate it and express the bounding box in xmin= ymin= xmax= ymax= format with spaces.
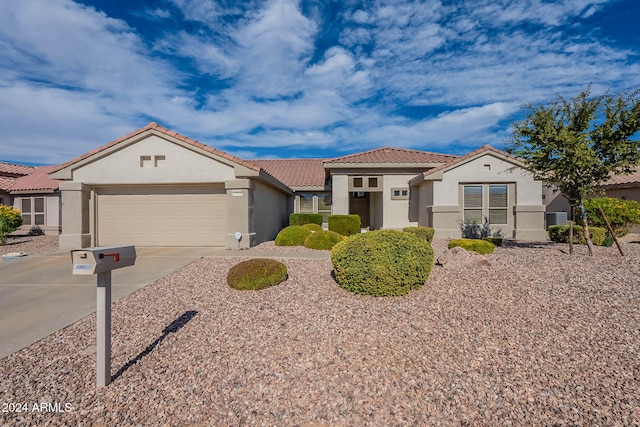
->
xmin=436 ymin=246 xmax=492 ymax=269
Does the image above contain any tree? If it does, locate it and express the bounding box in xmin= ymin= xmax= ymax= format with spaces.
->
xmin=0 ymin=205 xmax=23 ymax=245
xmin=507 ymin=86 xmax=640 ymax=256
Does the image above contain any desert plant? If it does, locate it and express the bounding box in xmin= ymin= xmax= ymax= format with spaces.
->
xmin=289 ymin=213 xmax=323 ymax=226
xmin=331 ymin=230 xmax=434 ymax=297
xmin=0 ymin=205 xmax=23 ymax=245
xmin=548 ymin=225 xmax=607 ymax=246
xmin=448 ymin=239 xmax=495 ymax=255
xmin=403 ymin=226 xmax=435 ymax=242
xmin=274 ymin=225 xmax=312 ymax=246
xmin=328 ymin=214 xmax=361 ymax=236
xmin=304 ymin=229 xmax=343 ymax=250
xmin=227 ymin=258 xmax=288 ymax=290
xmin=303 ymin=223 xmax=323 ymax=232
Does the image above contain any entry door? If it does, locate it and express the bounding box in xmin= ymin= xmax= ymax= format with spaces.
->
xmin=349 ymin=192 xmax=370 ymax=228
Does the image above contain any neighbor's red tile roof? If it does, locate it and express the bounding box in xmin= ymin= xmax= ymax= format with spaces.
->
xmin=0 ymin=162 xmax=35 ymax=177
xmin=603 ymin=165 xmax=640 ymax=187
xmin=325 ymin=146 xmax=458 ymax=164
xmin=0 ymin=176 xmax=16 ymax=192
xmin=51 ymin=122 xmax=263 ymax=174
xmin=420 ymin=144 xmax=521 ymax=178
xmin=253 ymin=159 xmax=327 ymax=187
xmin=11 ymin=166 xmax=60 ymax=192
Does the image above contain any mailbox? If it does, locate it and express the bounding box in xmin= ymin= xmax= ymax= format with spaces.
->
xmin=71 ymin=245 xmax=136 ymax=275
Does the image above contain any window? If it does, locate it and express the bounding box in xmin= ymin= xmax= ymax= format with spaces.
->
xmin=368 ymin=177 xmax=378 ymax=188
xmin=298 ymin=193 xmax=314 ymax=212
xmin=317 ymin=193 xmax=332 ymax=223
xmin=489 ymin=185 xmax=508 ymax=224
xmin=353 ymin=177 xmax=363 ymax=188
xmin=391 ymin=188 xmax=409 ymax=200
xmin=349 ymin=176 xmax=382 ymax=191
xmin=463 ymin=185 xmax=483 ymax=224
xmin=21 ymin=196 xmax=45 ymax=226
xmin=463 ymin=184 xmax=509 ymax=225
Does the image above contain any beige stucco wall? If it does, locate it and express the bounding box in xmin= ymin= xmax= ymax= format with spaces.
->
xmin=381 ymin=174 xmax=417 ymax=229
xmin=419 ymin=153 xmax=546 ymax=241
xmin=331 ymin=174 xmax=350 ymax=215
xmin=251 ymin=180 xmax=289 ymax=244
xmin=72 ymin=135 xmax=236 ymax=184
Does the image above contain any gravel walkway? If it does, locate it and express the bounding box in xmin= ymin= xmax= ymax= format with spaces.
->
xmin=1 ymin=236 xmax=639 ymax=426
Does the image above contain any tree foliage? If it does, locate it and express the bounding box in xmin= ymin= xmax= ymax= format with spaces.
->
xmin=507 ymin=86 xmax=640 ymax=204
xmin=507 ymin=86 xmax=640 ymax=255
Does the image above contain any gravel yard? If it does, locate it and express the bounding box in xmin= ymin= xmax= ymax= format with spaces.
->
xmin=1 ymin=236 xmax=639 ymax=426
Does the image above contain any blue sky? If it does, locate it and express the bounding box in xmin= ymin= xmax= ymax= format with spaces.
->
xmin=1 ymin=0 xmax=639 ymax=165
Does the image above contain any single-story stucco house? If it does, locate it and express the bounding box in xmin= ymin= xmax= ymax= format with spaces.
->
xmin=0 ymin=162 xmax=61 ymax=235
xmin=45 ymin=122 xmax=549 ymax=250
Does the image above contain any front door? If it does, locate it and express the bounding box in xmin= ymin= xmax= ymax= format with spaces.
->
xmin=349 ymin=192 xmax=370 ymax=229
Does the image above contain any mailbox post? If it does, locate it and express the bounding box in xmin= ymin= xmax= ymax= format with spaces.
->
xmin=71 ymin=245 xmax=136 ymax=387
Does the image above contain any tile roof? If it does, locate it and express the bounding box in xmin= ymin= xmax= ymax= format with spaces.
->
xmin=0 ymin=176 xmax=16 ymax=192
xmin=0 ymin=162 xmax=35 ymax=177
xmin=602 ymin=165 xmax=640 ymax=187
xmin=11 ymin=166 xmax=60 ymax=192
xmin=51 ymin=122 xmax=263 ymax=174
xmin=253 ymin=159 xmax=327 ymax=187
xmin=420 ymin=144 xmax=522 ymax=178
xmin=325 ymin=146 xmax=458 ymax=164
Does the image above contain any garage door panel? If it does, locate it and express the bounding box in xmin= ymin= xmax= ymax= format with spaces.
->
xmin=97 ymin=185 xmax=226 ymax=247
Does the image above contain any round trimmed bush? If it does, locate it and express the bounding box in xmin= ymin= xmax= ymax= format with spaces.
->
xmin=448 ymin=238 xmax=495 ymax=254
xmin=403 ymin=226 xmax=435 ymax=242
xmin=275 ymin=225 xmax=312 ymax=246
xmin=227 ymin=258 xmax=288 ymax=290
xmin=303 ymin=223 xmax=323 ymax=232
xmin=304 ymin=229 xmax=344 ymax=250
xmin=331 ymin=230 xmax=434 ymax=297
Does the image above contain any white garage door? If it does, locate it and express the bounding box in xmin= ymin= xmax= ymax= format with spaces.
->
xmin=97 ymin=185 xmax=227 ymax=246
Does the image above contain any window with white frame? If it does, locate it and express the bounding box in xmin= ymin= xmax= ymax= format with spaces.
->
xmin=21 ymin=196 xmax=45 ymax=226
xmin=296 ymin=193 xmax=332 ymax=222
xmin=463 ymin=184 xmax=509 ymax=225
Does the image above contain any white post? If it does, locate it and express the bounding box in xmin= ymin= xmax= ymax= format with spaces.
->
xmin=96 ymin=271 xmax=112 ymax=387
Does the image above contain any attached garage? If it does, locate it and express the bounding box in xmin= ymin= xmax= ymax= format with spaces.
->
xmin=96 ymin=185 xmax=227 ymax=247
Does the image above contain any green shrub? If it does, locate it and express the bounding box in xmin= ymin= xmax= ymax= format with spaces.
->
xmin=580 ymin=197 xmax=640 ymax=236
xmin=289 ymin=213 xmax=323 ymax=226
xmin=403 ymin=226 xmax=435 ymax=242
xmin=303 ymin=223 xmax=323 ymax=232
xmin=304 ymin=229 xmax=344 ymax=250
xmin=448 ymin=239 xmax=495 ymax=255
xmin=548 ymin=225 xmax=607 ymax=246
xmin=0 ymin=205 xmax=23 ymax=245
xmin=274 ymin=225 xmax=312 ymax=246
xmin=328 ymin=214 xmax=361 ymax=236
xmin=331 ymin=230 xmax=434 ymax=297
xmin=227 ymin=259 xmax=288 ymax=290
xmin=484 ymin=237 xmax=503 ymax=247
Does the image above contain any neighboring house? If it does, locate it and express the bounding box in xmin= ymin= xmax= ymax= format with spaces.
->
xmin=0 ymin=162 xmax=61 ymax=235
xmin=49 ymin=123 xmax=548 ymax=250
xmin=602 ymin=165 xmax=640 ymax=203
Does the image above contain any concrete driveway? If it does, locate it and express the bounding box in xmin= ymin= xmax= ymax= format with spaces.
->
xmin=0 ymin=247 xmax=222 ymax=359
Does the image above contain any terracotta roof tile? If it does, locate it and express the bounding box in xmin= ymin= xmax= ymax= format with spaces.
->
xmin=325 ymin=146 xmax=458 ymax=164
xmin=0 ymin=162 xmax=35 ymax=177
xmin=420 ymin=144 xmax=522 ymax=178
xmin=51 ymin=122 xmax=262 ymax=174
xmin=253 ymin=159 xmax=327 ymax=188
xmin=603 ymin=165 xmax=640 ymax=187
xmin=11 ymin=166 xmax=60 ymax=192
xmin=0 ymin=176 xmax=16 ymax=192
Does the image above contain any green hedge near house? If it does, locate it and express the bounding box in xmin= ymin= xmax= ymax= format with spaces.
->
xmin=289 ymin=213 xmax=323 ymax=226
xmin=304 ymin=229 xmax=344 ymax=250
xmin=275 ymin=225 xmax=312 ymax=246
xmin=448 ymin=239 xmax=495 ymax=255
xmin=227 ymin=258 xmax=288 ymax=291
xmin=328 ymin=214 xmax=361 ymax=236
xmin=580 ymin=197 xmax=640 ymax=236
xmin=548 ymin=225 xmax=607 ymax=246
xmin=403 ymin=226 xmax=435 ymax=242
